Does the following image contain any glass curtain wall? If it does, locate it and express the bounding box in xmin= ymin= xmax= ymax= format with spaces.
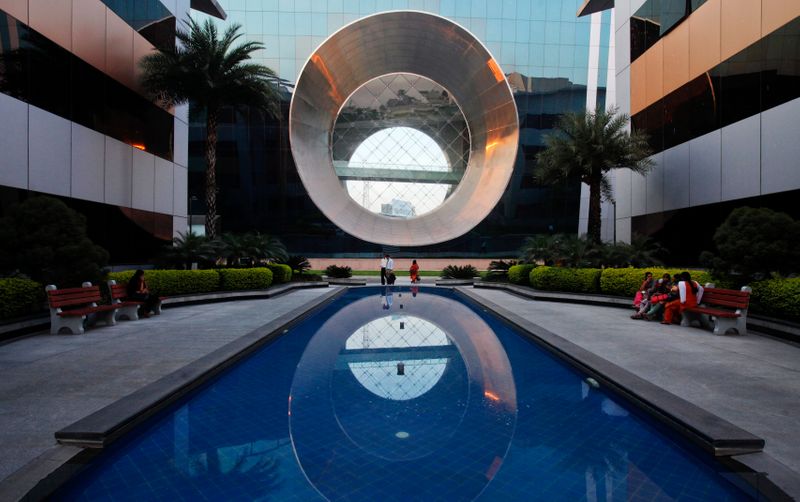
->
xmin=189 ymin=0 xmax=612 ymax=256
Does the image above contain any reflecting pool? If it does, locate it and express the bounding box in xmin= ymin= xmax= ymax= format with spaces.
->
xmin=57 ymin=287 xmax=753 ymax=501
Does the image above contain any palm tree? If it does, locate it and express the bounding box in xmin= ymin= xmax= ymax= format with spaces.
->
xmin=215 ymin=232 xmax=288 ymax=266
xmin=140 ymin=19 xmax=281 ymax=239
xmin=536 ymin=107 xmax=652 ymax=245
xmin=162 ymin=231 xmax=217 ymax=269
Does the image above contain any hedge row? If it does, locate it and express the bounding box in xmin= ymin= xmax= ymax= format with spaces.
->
xmin=266 ymin=264 xmax=292 ymax=284
xmin=526 ymin=267 xmax=712 ymax=296
xmin=530 ymin=267 xmax=602 ymax=293
xmin=749 ymin=277 xmax=800 ymax=322
xmin=107 ymin=268 xmax=272 ymax=297
xmin=508 ymin=264 xmax=537 ymax=285
xmin=0 ymin=278 xmax=45 ymax=319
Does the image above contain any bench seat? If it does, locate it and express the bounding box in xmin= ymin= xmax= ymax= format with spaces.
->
xmin=682 ymin=285 xmax=751 ymax=335
xmin=46 ymin=284 xmax=118 ymax=334
xmin=684 ymin=306 xmax=740 ymax=319
xmin=107 ymin=280 xmax=163 ymax=320
xmin=58 ymin=304 xmax=119 ymax=317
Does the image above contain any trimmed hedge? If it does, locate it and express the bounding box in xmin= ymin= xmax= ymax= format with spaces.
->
xmin=107 ymin=270 xmax=221 ymax=296
xmin=750 ymin=277 xmax=800 ymax=321
xmin=219 ymin=268 xmax=273 ymax=291
xmin=508 ymin=264 xmax=536 ymax=285
xmin=530 ymin=267 xmax=602 ymax=293
xmin=266 ymin=263 xmax=292 ymax=284
xmin=0 ymin=278 xmax=45 ymax=320
xmin=599 ymin=268 xmax=712 ymax=297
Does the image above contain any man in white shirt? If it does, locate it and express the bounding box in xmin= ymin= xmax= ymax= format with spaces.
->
xmin=380 ymin=254 xmax=388 ymax=285
xmin=386 ymin=255 xmax=395 ymax=284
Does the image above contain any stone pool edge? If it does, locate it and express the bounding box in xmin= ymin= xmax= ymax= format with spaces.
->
xmin=454 ymin=287 xmax=797 ymax=501
xmin=0 ymin=287 xmax=347 ymax=502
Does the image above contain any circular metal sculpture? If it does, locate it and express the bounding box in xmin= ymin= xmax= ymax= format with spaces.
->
xmin=290 ymin=11 xmax=519 ymax=246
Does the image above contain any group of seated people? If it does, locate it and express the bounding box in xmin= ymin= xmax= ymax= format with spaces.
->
xmin=631 ymin=271 xmax=704 ymax=325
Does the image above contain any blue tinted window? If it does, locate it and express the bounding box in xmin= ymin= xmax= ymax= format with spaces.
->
xmin=502 ymin=19 xmax=516 ymax=41
xmin=531 ymin=1 xmax=546 ymax=21
xmin=471 ymin=0 xmax=487 ymax=18
xmin=278 ymin=12 xmax=295 ymax=35
xmin=516 ymin=19 xmax=529 ymax=43
xmin=487 ymin=18 xmax=502 ymax=41
xmin=530 ymin=20 xmax=545 ymax=44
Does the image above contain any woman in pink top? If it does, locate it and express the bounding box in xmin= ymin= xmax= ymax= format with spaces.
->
xmin=662 ymin=272 xmax=704 ymax=325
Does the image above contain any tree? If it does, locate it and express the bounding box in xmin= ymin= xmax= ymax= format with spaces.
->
xmin=0 ymin=197 xmax=109 ymax=286
xmin=215 ymin=232 xmax=287 ymax=266
xmin=700 ymin=207 xmax=800 ymax=283
xmin=536 ymin=107 xmax=653 ymax=245
xmin=140 ymin=19 xmax=281 ymax=239
xmin=161 ymin=231 xmax=217 ymax=269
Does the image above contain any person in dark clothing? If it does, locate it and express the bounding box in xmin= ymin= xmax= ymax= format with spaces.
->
xmin=126 ymin=269 xmax=160 ymax=318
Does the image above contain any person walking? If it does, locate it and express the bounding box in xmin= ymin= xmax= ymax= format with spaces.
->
xmin=409 ymin=259 xmax=420 ymax=283
xmin=380 ymin=254 xmax=388 ymax=285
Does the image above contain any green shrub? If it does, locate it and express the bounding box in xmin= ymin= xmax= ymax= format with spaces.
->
xmin=219 ymin=268 xmax=273 ymax=291
xmin=442 ymin=265 xmax=478 ymax=279
xmin=599 ymin=268 xmax=712 ymax=297
xmin=0 ymin=278 xmax=45 ymax=319
xmin=749 ymin=277 xmax=800 ymax=321
xmin=529 ymin=267 xmax=602 ymax=293
xmin=0 ymin=196 xmax=108 ymax=286
xmin=508 ymin=264 xmax=537 ymax=285
xmin=484 ymin=260 xmax=518 ymax=282
xmin=325 ymin=265 xmax=352 ymax=278
xmin=266 ymin=263 xmax=292 ymax=284
xmin=107 ymin=270 xmax=220 ymax=296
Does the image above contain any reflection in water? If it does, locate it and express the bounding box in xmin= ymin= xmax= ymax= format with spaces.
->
xmin=290 ymin=290 xmax=517 ymax=500
xmin=58 ymin=288 xmax=753 ymax=501
xmin=345 ymin=315 xmax=450 ymax=401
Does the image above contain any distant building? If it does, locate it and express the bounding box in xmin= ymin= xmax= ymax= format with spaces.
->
xmin=381 ymin=199 xmax=416 ymax=219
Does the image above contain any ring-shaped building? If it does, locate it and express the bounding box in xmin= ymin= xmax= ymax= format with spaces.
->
xmin=289 ymin=11 xmax=519 ymax=246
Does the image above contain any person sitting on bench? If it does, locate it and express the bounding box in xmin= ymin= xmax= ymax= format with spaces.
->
xmin=662 ymin=272 xmax=704 ymax=325
xmin=126 ymin=269 xmax=160 ymax=318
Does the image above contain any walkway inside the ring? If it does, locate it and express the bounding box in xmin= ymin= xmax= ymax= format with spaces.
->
xmin=0 ymin=285 xmax=798 ymax=491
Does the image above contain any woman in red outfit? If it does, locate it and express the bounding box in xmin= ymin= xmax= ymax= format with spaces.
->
xmin=409 ymin=259 xmax=420 ymax=283
xmin=662 ymin=272 xmax=704 ymax=325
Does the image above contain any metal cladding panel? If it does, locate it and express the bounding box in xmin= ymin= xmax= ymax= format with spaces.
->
xmin=289 ymin=11 xmax=518 ymax=246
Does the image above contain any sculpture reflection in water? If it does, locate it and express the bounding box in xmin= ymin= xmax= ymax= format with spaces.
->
xmin=289 ymin=289 xmax=518 ymax=501
xmin=57 ymin=288 xmax=752 ymax=501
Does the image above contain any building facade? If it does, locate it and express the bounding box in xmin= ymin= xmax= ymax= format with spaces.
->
xmin=0 ymin=0 xmax=223 ymax=261
xmin=589 ymin=0 xmax=800 ymax=263
xmin=190 ymin=0 xmax=614 ymax=256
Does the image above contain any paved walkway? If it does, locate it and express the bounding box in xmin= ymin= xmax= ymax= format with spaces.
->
xmin=0 ymin=287 xmax=335 ymax=482
xmin=469 ymin=288 xmax=800 ymax=478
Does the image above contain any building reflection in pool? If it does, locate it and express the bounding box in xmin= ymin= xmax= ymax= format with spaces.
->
xmin=289 ymin=289 xmax=518 ymax=500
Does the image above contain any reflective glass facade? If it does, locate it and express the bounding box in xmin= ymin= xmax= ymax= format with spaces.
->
xmin=613 ymin=0 xmax=800 ymax=264
xmin=0 ymin=0 xmax=189 ymax=262
xmin=0 ymin=10 xmax=175 ymax=160
xmin=191 ymin=1 xmax=612 ymax=255
xmin=632 ymin=16 xmax=800 ymax=154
